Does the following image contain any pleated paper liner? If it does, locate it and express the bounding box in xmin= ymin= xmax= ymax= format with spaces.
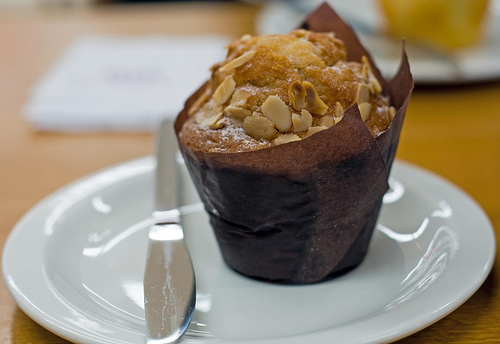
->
xmin=174 ymin=3 xmax=414 ymax=284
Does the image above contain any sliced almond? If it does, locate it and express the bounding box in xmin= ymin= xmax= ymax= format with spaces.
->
xmin=230 ymin=89 xmax=252 ymax=107
xmin=388 ymin=106 xmax=396 ymax=121
xmin=219 ymin=50 xmax=256 ymax=72
xmin=292 ymin=109 xmax=313 ymax=132
xmin=361 ymin=56 xmax=383 ymax=94
xmin=305 ymin=126 xmax=328 ymax=137
xmin=188 ymin=88 xmax=211 ymax=116
xmin=274 ymin=133 xmax=301 ymax=145
xmin=303 ymin=81 xmax=328 ymax=115
xmin=242 ymin=115 xmax=277 ymax=141
xmin=288 ymin=80 xmax=306 ymax=111
xmin=334 ymin=116 xmax=343 ymax=124
xmin=380 ymin=94 xmax=390 ymax=106
xmin=224 ymin=105 xmax=251 ymax=120
xmin=358 ymin=102 xmax=372 ymax=121
xmin=240 ymin=34 xmax=252 ymax=41
xmin=370 ymin=75 xmax=383 ymax=94
xmin=212 ymin=102 xmax=222 ymax=117
xmin=208 ymin=112 xmax=225 ymax=129
xmin=335 ymin=102 xmax=344 ymax=118
xmin=361 ymin=63 xmax=368 ymax=79
xmin=294 ymin=29 xmax=309 ymax=38
xmin=261 ymin=95 xmax=292 ymax=131
xmin=361 ymin=55 xmax=370 ymax=79
xmin=213 ymin=75 xmax=236 ymax=105
xmin=319 ymin=115 xmax=334 ymax=127
xmin=356 ymin=83 xmax=370 ymax=104
xmin=193 ymin=103 xmax=211 ymax=125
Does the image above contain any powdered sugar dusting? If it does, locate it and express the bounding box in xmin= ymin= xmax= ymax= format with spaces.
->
xmin=179 ymin=115 xmax=272 ymax=153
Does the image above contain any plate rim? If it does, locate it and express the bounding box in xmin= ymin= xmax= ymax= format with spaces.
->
xmin=2 ymin=158 xmax=496 ymax=344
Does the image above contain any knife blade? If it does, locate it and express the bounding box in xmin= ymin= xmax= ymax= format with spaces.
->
xmin=144 ymin=120 xmax=196 ymax=344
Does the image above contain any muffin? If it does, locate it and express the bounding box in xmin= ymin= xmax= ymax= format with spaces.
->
xmin=175 ymin=3 xmax=413 ymax=284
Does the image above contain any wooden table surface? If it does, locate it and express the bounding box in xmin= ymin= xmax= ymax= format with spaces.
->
xmin=0 ymin=2 xmax=498 ymax=343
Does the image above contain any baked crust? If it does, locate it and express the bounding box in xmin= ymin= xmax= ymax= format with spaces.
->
xmin=179 ymin=30 xmax=395 ymax=153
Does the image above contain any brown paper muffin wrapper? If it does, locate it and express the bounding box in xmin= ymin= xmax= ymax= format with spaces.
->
xmin=174 ymin=3 xmax=414 ymax=284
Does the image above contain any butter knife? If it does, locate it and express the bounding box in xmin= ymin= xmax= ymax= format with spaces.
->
xmin=144 ymin=120 xmax=196 ymax=343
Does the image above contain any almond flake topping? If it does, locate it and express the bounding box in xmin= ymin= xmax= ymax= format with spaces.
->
xmin=305 ymin=126 xmax=328 ymax=137
xmin=361 ymin=56 xmax=383 ymax=94
xmin=243 ymin=114 xmax=277 ymax=141
xmin=292 ymin=109 xmax=313 ymax=132
xmin=358 ymin=102 xmax=372 ymax=121
xmin=371 ymin=76 xmax=383 ymax=94
xmin=274 ymin=133 xmax=301 ymax=145
xmin=208 ymin=112 xmax=225 ymax=129
xmin=335 ymin=102 xmax=344 ymax=118
xmin=389 ymin=106 xmax=396 ymax=121
xmin=361 ymin=63 xmax=368 ymax=79
xmin=219 ymin=50 xmax=256 ymax=72
xmin=356 ymin=83 xmax=370 ymax=104
xmin=261 ymin=95 xmax=292 ymax=131
xmin=240 ymin=34 xmax=252 ymax=41
xmin=288 ymin=80 xmax=306 ymax=111
xmin=213 ymin=75 xmax=236 ymax=105
xmin=303 ymin=81 xmax=328 ymax=115
xmin=188 ymin=88 xmax=211 ymax=116
xmin=230 ymin=89 xmax=252 ymax=107
xmin=320 ymin=115 xmax=334 ymax=127
xmin=224 ymin=105 xmax=251 ymax=120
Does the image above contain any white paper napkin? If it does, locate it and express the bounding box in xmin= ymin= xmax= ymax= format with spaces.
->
xmin=25 ymin=35 xmax=230 ymax=132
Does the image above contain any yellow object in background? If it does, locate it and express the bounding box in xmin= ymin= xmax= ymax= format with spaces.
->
xmin=378 ymin=0 xmax=490 ymax=50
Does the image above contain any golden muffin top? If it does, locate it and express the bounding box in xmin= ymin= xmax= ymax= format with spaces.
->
xmin=180 ymin=29 xmax=395 ymax=153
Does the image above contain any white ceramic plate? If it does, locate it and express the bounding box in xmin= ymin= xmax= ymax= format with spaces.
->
xmin=2 ymin=157 xmax=495 ymax=344
xmin=256 ymin=0 xmax=500 ymax=84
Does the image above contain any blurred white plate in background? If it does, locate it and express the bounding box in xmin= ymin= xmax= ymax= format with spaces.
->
xmin=256 ymin=0 xmax=500 ymax=84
